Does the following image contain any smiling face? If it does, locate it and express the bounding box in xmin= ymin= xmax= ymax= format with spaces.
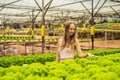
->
xmin=64 ymin=21 xmax=76 ymax=38
xmin=68 ymin=23 xmax=76 ymax=36
xmin=61 ymin=21 xmax=77 ymax=50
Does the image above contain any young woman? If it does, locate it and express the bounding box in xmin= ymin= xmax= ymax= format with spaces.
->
xmin=56 ymin=21 xmax=98 ymax=62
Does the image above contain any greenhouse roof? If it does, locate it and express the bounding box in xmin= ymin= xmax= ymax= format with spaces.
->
xmin=0 ymin=0 xmax=120 ymax=23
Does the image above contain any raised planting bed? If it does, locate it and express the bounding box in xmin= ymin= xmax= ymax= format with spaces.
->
xmin=0 ymin=52 xmax=120 ymax=80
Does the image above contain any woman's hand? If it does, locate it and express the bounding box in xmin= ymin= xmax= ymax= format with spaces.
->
xmin=87 ymin=53 xmax=98 ymax=58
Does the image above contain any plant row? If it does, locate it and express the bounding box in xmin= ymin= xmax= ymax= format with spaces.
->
xmin=0 ymin=36 xmax=89 ymax=42
xmin=0 ymin=36 xmax=35 ymax=41
xmin=0 ymin=53 xmax=120 ymax=80
xmin=0 ymin=49 xmax=120 ymax=68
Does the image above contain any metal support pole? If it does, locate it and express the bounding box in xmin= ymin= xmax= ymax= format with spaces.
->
xmin=25 ymin=42 xmax=26 ymax=55
xmin=32 ymin=9 xmax=35 ymax=38
xmin=42 ymin=0 xmax=45 ymax=53
xmin=91 ymin=35 xmax=94 ymax=49
xmin=32 ymin=43 xmax=34 ymax=54
xmin=91 ymin=0 xmax=94 ymax=50
xmin=34 ymin=0 xmax=53 ymax=53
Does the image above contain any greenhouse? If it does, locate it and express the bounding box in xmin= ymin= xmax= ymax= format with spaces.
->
xmin=0 ymin=0 xmax=120 ymax=80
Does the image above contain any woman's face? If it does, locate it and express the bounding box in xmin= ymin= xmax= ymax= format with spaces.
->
xmin=68 ymin=23 xmax=76 ymax=36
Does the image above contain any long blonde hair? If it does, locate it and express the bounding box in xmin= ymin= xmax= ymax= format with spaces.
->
xmin=60 ymin=21 xmax=77 ymax=51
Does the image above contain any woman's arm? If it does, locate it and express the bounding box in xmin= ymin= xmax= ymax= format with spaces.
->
xmin=75 ymin=38 xmax=98 ymax=58
xmin=56 ymin=38 xmax=62 ymax=62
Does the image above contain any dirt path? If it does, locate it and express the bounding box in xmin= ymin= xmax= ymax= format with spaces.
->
xmin=80 ymin=40 xmax=120 ymax=49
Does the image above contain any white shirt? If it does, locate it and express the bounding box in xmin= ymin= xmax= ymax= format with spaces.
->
xmin=59 ymin=47 xmax=74 ymax=60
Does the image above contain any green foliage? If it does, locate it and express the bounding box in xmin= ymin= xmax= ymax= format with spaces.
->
xmin=24 ymin=75 xmax=62 ymax=80
xmin=48 ymin=69 xmax=68 ymax=79
xmin=83 ymin=49 xmax=120 ymax=56
xmin=95 ymin=22 xmax=120 ymax=30
xmin=0 ymin=53 xmax=120 ymax=80
xmin=90 ymin=72 xmax=118 ymax=80
xmin=66 ymin=73 xmax=88 ymax=80
xmin=0 ymin=36 xmax=35 ymax=42
xmin=23 ymin=63 xmax=48 ymax=77
xmin=0 ymin=72 xmax=25 ymax=80
xmin=0 ymin=53 xmax=55 ymax=67
xmin=0 ymin=49 xmax=120 ymax=68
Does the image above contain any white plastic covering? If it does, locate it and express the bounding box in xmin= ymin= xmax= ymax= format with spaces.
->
xmin=0 ymin=0 xmax=120 ymax=23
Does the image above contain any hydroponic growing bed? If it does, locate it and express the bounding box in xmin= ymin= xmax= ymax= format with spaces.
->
xmin=0 ymin=49 xmax=120 ymax=80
